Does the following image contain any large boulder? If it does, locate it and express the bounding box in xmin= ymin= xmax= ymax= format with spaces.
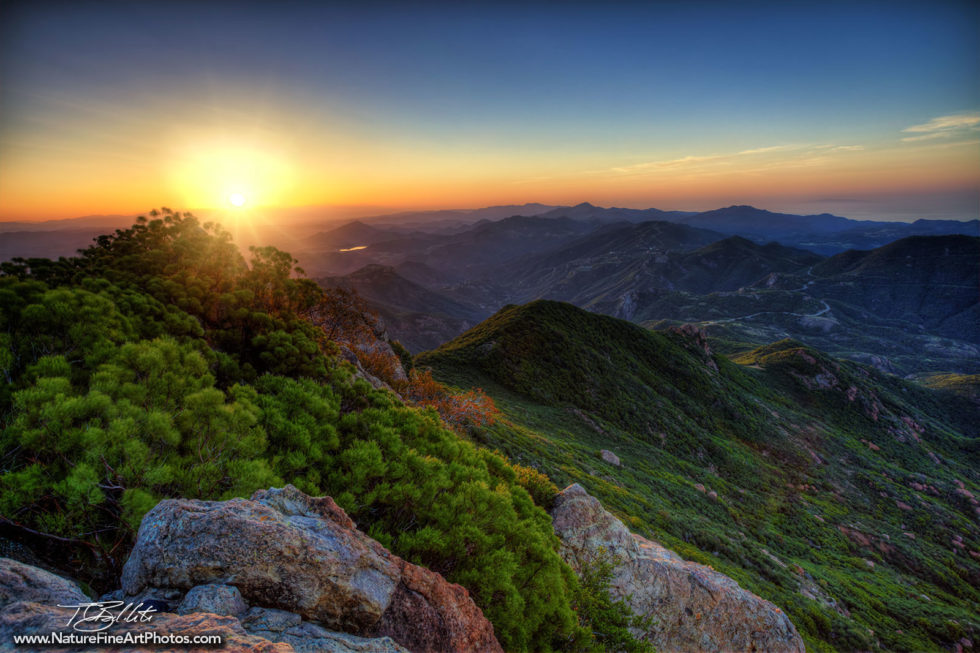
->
xmin=121 ymin=485 xmax=502 ymax=653
xmin=0 ymin=558 xmax=88 ymax=609
xmin=552 ymin=484 xmax=805 ymax=653
xmin=122 ymin=486 xmax=399 ymax=630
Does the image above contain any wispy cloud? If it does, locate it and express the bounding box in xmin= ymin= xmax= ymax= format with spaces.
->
xmin=904 ymin=112 xmax=980 ymax=132
xmin=596 ymin=143 xmax=863 ymax=180
xmin=901 ymin=132 xmax=949 ymax=142
xmin=901 ymin=112 xmax=980 ymax=142
xmin=513 ymin=142 xmax=869 ymax=187
xmin=738 ymin=144 xmax=798 ymax=155
xmin=811 ymin=144 xmax=865 ymax=152
xmin=609 ymin=155 xmax=723 ymax=174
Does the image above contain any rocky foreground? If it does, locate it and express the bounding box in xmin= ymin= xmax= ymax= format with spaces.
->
xmin=0 ymin=485 xmax=804 ymax=652
xmin=552 ymin=484 xmax=805 ymax=653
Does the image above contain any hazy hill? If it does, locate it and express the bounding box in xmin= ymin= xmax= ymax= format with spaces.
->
xmin=795 ymin=219 xmax=980 ymax=255
xmin=511 ymin=203 xmax=978 ymax=254
xmin=680 ymin=205 xmax=857 ymax=238
xmin=536 ymin=201 xmax=697 ymax=223
xmin=361 ymin=202 xmax=559 ymax=229
xmin=320 ymin=264 xmax=483 ymax=320
xmin=418 ymin=215 xmax=603 ymax=274
xmin=768 ymin=235 xmax=980 ymax=342
xmin=394 ymin=260 xmax=454 ymax=286
xmin=669 ymin=236 xmax=824 ymax=293
xmin=318 ymin=264 xmax=488 ymax=351
xmin=0 ymin=228 xmax=106 ymax=261
xmin=306 ymin=220 xmax=402 ymax=249
xmin=0 ymin=214 xmax=135 ymax=233
xmin=494 ymin=230 xmax=820 ymax=313
xmin=295 ymin=214 xmax=607 ymax=278
xmin=418 ymin=300 xmax=980 ymax=652
xmin=680 ymin=206 xmax=978 ymax=254
xmin=497 ymin=220 xmax=724 ymax=305
xmin=637 ymin=236 xmax=980 ymax=376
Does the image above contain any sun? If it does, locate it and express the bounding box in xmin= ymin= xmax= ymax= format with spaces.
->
xmin=228 ymin=192 xmax=247 ymax=207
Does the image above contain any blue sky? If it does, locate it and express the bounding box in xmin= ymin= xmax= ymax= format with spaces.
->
xmin=1 ymin=0 xmax=977 ymax=220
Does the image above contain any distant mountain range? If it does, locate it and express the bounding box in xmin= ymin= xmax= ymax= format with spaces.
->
xmin=4 ymin=201 xmax=977 ymax=374
xmin=534 ymin=203 xmax=979 ymax=254
xmin=360 ymin=203 xmax=559 ymax=231
xmin=315 ymin=214 xmax=979 ymax=376
xmin=4 ymin=202 xmax=975 ymax=265
xmin=0 ymin=214 xmax=137 ymax=233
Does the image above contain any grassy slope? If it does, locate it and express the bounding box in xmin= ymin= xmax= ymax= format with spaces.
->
xmin=419 ymin=300 xmax=980 ymax=653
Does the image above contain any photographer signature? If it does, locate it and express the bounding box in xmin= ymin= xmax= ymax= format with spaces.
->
xmin=56 ymin=601 xmax=158 ymax=632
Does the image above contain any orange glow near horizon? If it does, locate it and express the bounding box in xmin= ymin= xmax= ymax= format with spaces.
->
xmin=1 ymin=3 xmax=977 ymax=224
xmin=0 ymin=121 xmax=977 ymax=222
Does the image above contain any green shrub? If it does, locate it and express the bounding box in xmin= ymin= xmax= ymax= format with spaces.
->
xmin=568 ymin=547 xmax=655 ymax=653
xmin=0 ymin=210 xmax=588 ymax=652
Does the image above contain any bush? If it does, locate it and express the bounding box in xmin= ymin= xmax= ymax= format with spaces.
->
xmin=0 ymin=210 xmax=588 ymax=652
xmin=568 ymin=547 xmax=655 ymax=653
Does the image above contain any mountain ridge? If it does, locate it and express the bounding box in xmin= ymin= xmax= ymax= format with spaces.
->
xmin=418 ymin=299 xmax=980 ymax=653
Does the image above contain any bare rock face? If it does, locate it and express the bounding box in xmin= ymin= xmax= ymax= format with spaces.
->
xmin=367 ymin=562 xmax=496 ymax=653
xmin=551 ymin=484 xmax=805 ymax=653
xmin=599 ymin=449 xmax=621 ymax=467
xmin=121 ymin=485 xmax=502 ymax=653
xmin=243 ymin=607 xmax=407 ymax=653
xmin=0 ymin=557 xmax=88 ymax=608
xmin=179 ymin=584 xmax=247 ymax=617
xmin=667 ymin=324 xmax=719 ymax=372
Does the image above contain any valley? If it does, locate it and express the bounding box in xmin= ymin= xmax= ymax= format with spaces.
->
xmin=298 ymin=205 xmax=978 ymax=377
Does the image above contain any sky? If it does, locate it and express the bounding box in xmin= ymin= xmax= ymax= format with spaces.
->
xmin=0 ymin=0 xmax=978 ymax=222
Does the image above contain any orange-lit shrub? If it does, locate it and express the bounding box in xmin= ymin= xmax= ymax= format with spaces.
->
xmin=356 ymin=346 xmax=404 ymax=385
xmin=398 ymin=368 xmax=500 ymax=430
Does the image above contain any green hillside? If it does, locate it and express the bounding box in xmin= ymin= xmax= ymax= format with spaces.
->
xmin=419 ymin=300 xmax=980 ymax=652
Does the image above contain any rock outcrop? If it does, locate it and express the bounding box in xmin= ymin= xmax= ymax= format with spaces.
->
xmin=667 ymin=324 xmax=719 ymax=372
xmin=0 ymin=557 xmax=88 ymax=608
xmin=179 ymin=583 xmax=248 ymax=617
xmin=552 ymin=484 xmax=805 ymax=653
xmin=244 ymin=606 xmax=407 ymax=653
xmin=599 ymin=449 xmax=621 ymax=467
xmin=122 ymin=485 xmax=502 ymax=653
